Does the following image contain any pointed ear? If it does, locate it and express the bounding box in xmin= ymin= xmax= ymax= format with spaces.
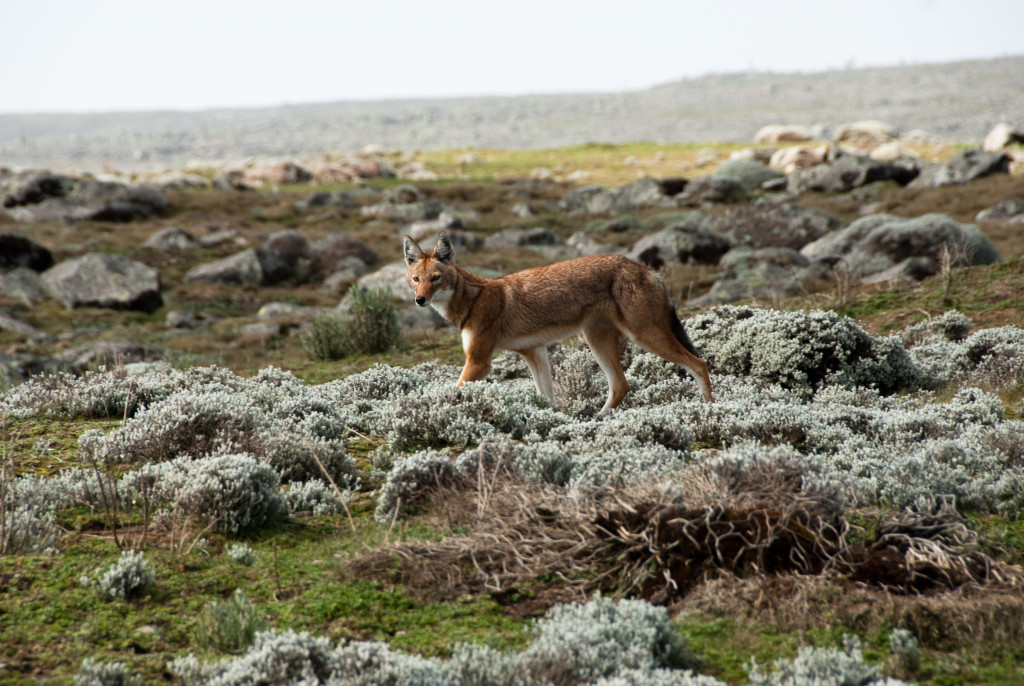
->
xmin=403 ymin=235 xmax=422 ymax=266
xmin=433 ymin=232 xmax=455 ymax=264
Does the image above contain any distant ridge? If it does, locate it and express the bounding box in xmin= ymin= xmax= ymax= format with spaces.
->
xmin=2 ymin=55 xmax=1022 ymax=172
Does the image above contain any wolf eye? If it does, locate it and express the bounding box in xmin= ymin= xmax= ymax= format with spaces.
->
xmin=430 ymin=275 xmax=441 ymax=282
xmin=412 ymin=276 xmax=420 ymax=283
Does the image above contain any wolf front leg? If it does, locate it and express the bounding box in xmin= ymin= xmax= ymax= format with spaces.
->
xmin=456 ymin=330 xmax=494 ymax=386
xmin=517 ymin=345 xmax=556 ymax=405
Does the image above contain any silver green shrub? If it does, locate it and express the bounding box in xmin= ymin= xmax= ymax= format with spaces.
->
xmin=74 ymin=658 xmax=140 ymax=686
xmin=96 ymin=550 xmax=155 ymax=601
xmin=687 ymin=306 xmax=920 ymax=396
xmin=226 ymin=543 xmax=255 ymax=566
xmin=285 ymin=479 xmax=351 ymax=517
xmin=155 ymin=454 xmax=284 ymax=535
xmin=169 ymin=629 xmax=338 ymax=686
xmin=900 ymin=310 xmax=972 ymax=347
xmin=888 ymin=629 xmax=920 ymax=675
xmin=523 ymin=594 xmax=696 ymax=683
xmin=302 ymin=311 xmax=350 ymax=361
xmin=593 ymin=669 xmax=726 ymax=686
xmin=1 ymin=475 xmax=60 ymax=555
xmin=748 ymin=636 xmax=908 ymax=686
xmin=194 ymin=589 xmax=266 ymax=655
xmin=374 ymin=449 xmax=458 ymax=523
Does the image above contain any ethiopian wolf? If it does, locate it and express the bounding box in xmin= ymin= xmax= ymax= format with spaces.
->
xmin=403 ymin=232 xmax=714 ymax=411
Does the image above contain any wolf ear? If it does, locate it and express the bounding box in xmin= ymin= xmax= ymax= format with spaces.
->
xmin=433 ymin=232 xmax=455 ymax=264
xmin=403 ymin=235 xmax=422 ymax=266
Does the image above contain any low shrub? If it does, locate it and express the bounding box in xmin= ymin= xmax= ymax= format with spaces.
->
xmin=194 ymin=589 xmax=266 ymax=655
xmin=96 ymin=550 xmax=155 ymax=601
xmin=74 ymin=658 xmax=140 ymax=686
xmin=302 ymin=287 xmax=403 ymax=360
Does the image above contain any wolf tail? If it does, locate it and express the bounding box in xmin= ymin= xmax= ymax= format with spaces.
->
xmin=669 ymin=308 xmax=699 ymax=356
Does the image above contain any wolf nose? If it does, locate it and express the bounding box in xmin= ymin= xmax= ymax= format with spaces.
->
xmin=415 ymin=296 xmax=427 ymax=307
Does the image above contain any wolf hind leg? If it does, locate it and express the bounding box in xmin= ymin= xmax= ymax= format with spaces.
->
xmin=517 ymin=345 xmax=555 ymax=405
xmin=582 ymin=323 xmax=630 ymax=411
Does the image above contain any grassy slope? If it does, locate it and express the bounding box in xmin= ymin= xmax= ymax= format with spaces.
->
xmin=2 ymin=142 xmax=1024 ymax=684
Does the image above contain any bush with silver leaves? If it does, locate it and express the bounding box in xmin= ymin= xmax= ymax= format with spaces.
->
xmin=96 ymin=550 xmax=155 ymax=601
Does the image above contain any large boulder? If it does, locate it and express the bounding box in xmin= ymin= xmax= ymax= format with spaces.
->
xmin=2 ymin=173 xmax=169 ymax=223
xmin=800 ymin=213 xmax=1001 ymax=282
xmin=243 ymin=162 xmax=313 ymax=186
xmin=688 ymin=247 xmax=811 ymax=306
xmin=483 ymin=227 xmax=561 ymax=250
xmin=0 ymin=234 xmax=54 ymax=272
xmin=769 ymin=144 xmax=830 ymax=173
xmin=309 ymin=234 xmax=378 ymax=281
xmin=558 ymin=177 xmax=675 ymax=215
xmin=930 ymin=148 xmax=1010 ymax=186
xmin=753 ymin=124 xmax=818 ymax=143
xmin=787 ymin=153 xmax=919 ymax=194
xmin=143 ymin=226 xmax=201 ymax=251
xmin=707 ymin=203 xmax=845 ymax=251
xmin=0 ymin=267 xmax=48 ymax=305
xmin=183 ymin=248 xmax=292 ymax=286
xmin=627 ymin=212 xmax=731 ymax=267
xmin=982 ymin=122 xmax=1024 ymax=153
xmin=976 ymin=198 xmax=1024 ymax=224
xmin=43 ymin=253 xmax=163 ymax=313
xmin=711 ymin=158 xmax=785 ymax=193
xmin=834 ymin=120 xmax=896 ymax=152
xmin=674 ymin=176 xmax=747 ymax=206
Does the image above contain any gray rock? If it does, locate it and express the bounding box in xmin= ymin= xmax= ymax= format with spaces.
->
xmin=1 ymin=171 xmax=75 ymax=208
xmin=356 ymin=261 xmax=410 ymax=298
xmin=397 ymin=303 xmax=448 ymax=332
xmin=787 ymin=154 xmax=919 ymax=194
xmin=712 ymin=158 xmax=785 ymax=193
xmin=982 ymin=122 xmax=1024 ymax=152
xmin=0 ymin=308 xmax=46 ymax=339
xmin=360 ymin=199 xmax=446 ymax=222
xmin=143 ymin=226 xmax=201 ymax=251
xmin=43 ymin=254 xmax=162 ymax=313
xmin=860 ymin=256 xmax=938 ymax=285
xmin=0 ymin=267 xmax=48 ymax=305
xmin=483 ymin=227 xmax=561 ymax=250
xmin=675 ymin=176 xmax=747 ymax=205
xmin=56 ymin=341 xmax=164 ymax=373
xmin=583 ymin=214 xmax=640 ymax=234
xmin=264 ymin=229 xmax=311 ymax=266
xmin=183 ymin=248 xmax=290 ymax=286
xmin=976 ymin=198 xmax=1024 ymax=223
xmin=4 ymin=176 xmax=169 ymax=223
xmin=567 ymin=232 xmax=626 ymax=256
xmin=688 ymin=252 xmax=807 ymax=306
xmin=309 ymin=234 xmax=378 ymax=280
xmin=256 ymin=302 xmax=324 ymax=320
xmin=239 ymin=321 xmax=282 ymax=337
xmin=0 ymin=234 xmax=54 ymax=272
xmin=319 ymin=257 xmax=370 ymax=294
xmin=931 ymin=148 xmax=1010 ymax=186
xmin=627 ymin=212 xmax=731 ymax=267
xmin=0 ymin=352 xmax=63 ymax=386
xmin=166 ymin=310 xmax=201 ymax=329
xmin=148 ymin=171 xmax=211 ymax=190
xmin=558 ymin=177 xmax=673 ymax=215
xmin=198 ymin=227 xmax=246 ymax=248
xmin=295 ymin=188 xmax=382 ymax=210
xmin=707 ymin=203 xmax=845 ymax=250
xmin=800 ymin=213 xmax=1001 ymax=282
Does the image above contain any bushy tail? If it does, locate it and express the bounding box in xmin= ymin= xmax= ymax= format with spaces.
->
xmin=669 ymin=309 xmax=699 ymax=356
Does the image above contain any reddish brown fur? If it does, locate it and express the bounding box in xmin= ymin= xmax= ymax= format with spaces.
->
xmin=403 ymin=232 xmax=714 ymax=409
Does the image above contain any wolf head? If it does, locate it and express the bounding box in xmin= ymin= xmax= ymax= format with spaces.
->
xmin=403 ymin=232 xmax=456 ymax=308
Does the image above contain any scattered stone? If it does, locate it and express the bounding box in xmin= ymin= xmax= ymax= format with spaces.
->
xmin=674 ymin=176 xmax=747 ymax=205
xmin=256 ymin=302 xmax=323 ymax=319
xmin=834 ymin=120 xmax=896 ymax=152
xmin=567 ymin=232 xmax=626 ymax=256
xmin=43 ymin=254 xmax=162 ymax=313
xmin=244 ymin=161 xmax=313 ymax=186
xmin=355 ymin=261 xmax=410 ymax=297
xmin=510 ymin=202 xmax=538 ymax=218
xmin=976 ymin=198 xmax=1024 ymax=223
xmin=143 ymin=226 xmax=201 ymax=251
xmin=307 ymin=161 xmax=355 ymax=185
xmin=688 ymin=247 xmax=810 ymax=306
xmin=148 ymin=171 xmax=211 ymax=190
xmin=712 ymin=158 xmax=785 ymax=193
xmin=198 ymin=227 xmax=246 ymax=248
xmin=483 ymin=227 xmax=562 ymax=250
xmin=183 ymin=248 xmax=291 ymax=286
xmin=769 ymin=144 xmax=830 ymax=173
xmin=0 ymin=267 xmax=47 ymax=305
xmin=753 ymin=124 xmax=818 ymax=143
xmin=982 ymin=122 xmax=1024 ymax=153
xmin=264 ymin=230 xmax=311 ymax=267
xmin=787 ymin=153 xmax=919 ymax=194
xmin=707 ymin=203 xmax=845 ymax=251
xmin=0 ymin=352 xmax=63 ymax=386
xmin=930 ymin=148 xmax=1010 ymax=186
xmin=56 ymin=341 xmax=164 ymax=374
xmin=730 ymin=147 xmax=777 ymax=164
xmin=0 ymin=234 xmax=54 ymax=272
xmin=0 ymin=308 xmax=45 ymax=339
xmin=3 ymin=174 xmax=169 ymax=223
xmin=558 ymin=177 xmax=673 ymax=215
xmin=800 ymin=213 xmax=1001 ymax=282
xmin=319 ymin=258 xmax=370 ymax=294
xmin=627 ymin=213 xmax=731 ymax=267
xmin=212 ymin=168 xmax=257 ymax=191
xmin=309 ymin=234 xmax=378 ymax=281
xmin=166 ymin=310 xmax=202 ymax=329
xmin=239 ymin=321 xmax=282 ymax=337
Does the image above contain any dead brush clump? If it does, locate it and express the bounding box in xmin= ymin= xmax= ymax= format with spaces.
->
xmin=345 ymin=449 xmax=1022 ymax=615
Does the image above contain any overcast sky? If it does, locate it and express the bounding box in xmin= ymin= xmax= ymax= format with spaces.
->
xmin=2 ymin=0 xmax=1021 ymax=114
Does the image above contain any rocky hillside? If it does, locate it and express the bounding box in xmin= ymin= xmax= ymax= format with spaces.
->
xmin=1 ymin=56 xmax=1022 ymax=172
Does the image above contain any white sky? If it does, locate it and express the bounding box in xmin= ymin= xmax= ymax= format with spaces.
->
xmin=2 ymin=0 xmax=1022 ymax=114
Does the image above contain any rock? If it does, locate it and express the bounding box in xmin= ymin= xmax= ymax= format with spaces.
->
xmin=143 ymin=226 xmax=201 ymax=251
xmin=730 ymin=147 xmax=777 ymax=164
xmin=860 ymin=257 xmax=939 ymax=285
xmin=769 ymin=144 xmax=830 ymax=173
xmin=166 ymin=310 xmax=201 ymax=329
xmin=0 ymin=234 xmax=54 ymax=272
xmin=360 ymin=199 xmax=446 ymax=222
xmin=868 ymin=141 xmax=914 ymax=162
xmin=198 ymin=227 xmax=246 ymax=248
xmin=567 ymin=232 xmax=626 ymax=256
xmin=712 ymin=158 xmax=785 ymax=193
xmin=183 ymin=248 xmax=291 ymax=286
xmin=627 ymin=212 xmax=731 ymax=268
xmin=351 ymin=156 xmax=396 ymax=179
xmin=244 ymin=162 xmax=313 ymax=186
xmin=264 ymin=230 xmax=311 ymax=267
xmin=800 ymin=213 xmax=1001 ymax=282
xmin=1 ymin=171 xmax=74 ymax=208
xmin=356 ymin=262 xmax=410 ymax=297
xmin=976 ymin=198 xmax=1024 ymax=223
xmin=982 ymin=122 xmax=1024 ymax=152
xmin=930 ymin=148 xmax=1009 ymax=186
xmin=674 ymin=176 xmax=747 ymax=206
xmin=688 ymin=247 xmax=810 ymax=306
xmin=397 ymin=303 xmax=448 ymax=332
xmin=0 ymin=267 xmax=47 ymax=305
xmin=398 ymin=162 xmax=439 ymax=181
xmin=309 ymin=234 xmax=378 ymax=281
xmin=557 ymin=177 xmax=673 ymax=215
xmin=834 ymin=120 xmax=896 ymax=152
xmin=319 ymin=257 xmax=370 ymax=293
xmin=148 ymin=171 xmax=211 ymax=190
xmin=212 ymin=168 xmax=257 ymax=191
xmin=257 ymin=302 xmax=323 ymax=319
xmin=510 ymin=202 xmax=538 ymax=218
xmin=0 ymin=352 xmax=63 ymax=386
xmin=0 ymin=308 xmax=45 ymax=339
xmin=584 ymin=214 xmax=641 ymax=234
xmin=307 ymin=161 xmax=355 ymax=184
xmin=239 ymin=321 xmax=282 ymax=337
xmin=43 ymin=254 xmax=162 ymax=313
xmin=753 ymin=124 xmax=818 ymax=143
xmin=3 ymin=175 xmax=169 ymax=223
xmin=484 ymin=227 xmax=562 ymax=251
xmin=787 ymin=154 xmax=919 ymax=194
xmin=707 ymin=203 xmax=845 ymax=251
